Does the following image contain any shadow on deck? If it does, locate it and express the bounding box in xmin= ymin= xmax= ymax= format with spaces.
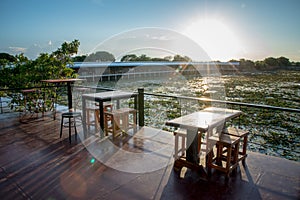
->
xmin=0 ymin=112 xmax=299 ymax=199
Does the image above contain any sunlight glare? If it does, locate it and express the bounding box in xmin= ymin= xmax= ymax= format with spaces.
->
xmin=183 ymin=19 xmax=243 ymax=61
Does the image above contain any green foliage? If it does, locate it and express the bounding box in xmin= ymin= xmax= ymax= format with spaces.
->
xmin=0 ymin=40 xmax=80 ymax=89
xmin=0 ymin=40 xmax=80 ymax=112
xmin=120 ymin=54 xmax=138 ymax=62
xmin=84 ymin=51 xmax=115 ymax=62
xmin=120 ymin=54 xmax=192 ymax=62
xmin=72 ymin=55 xmax=87 ymax=62
xmin=254 ymin=56 xmax=292 ymax=69
xmin=172 ymin=54 xmax=192 ymax=62
xmin=0 ymin=53 xmax=16 ymax=62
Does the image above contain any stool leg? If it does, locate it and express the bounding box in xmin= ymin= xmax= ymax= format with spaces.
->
xmin=74 ymin=117 xmax=78 ymax=141
xmin=104 ymin=112 xmax=110 ymax=136
xmin=233 ymin=142 xmax=240 ymax=173
xmin=60 ymin=117 xmax=64 ymax=138
xmin=181 ymin=135 xmax=186 ymax=156
xmin=216 ymin=143 xmax=223 ymax=166
xmin=225 ymin=145 xmax=232 ymax=178
xmin=133 ymin=111 xmax=137 ymax=132
xmin=69 ymin=117 xmax=71 ymax=144
xmin=86 ymin=109 xmax=90 ymax=131
xmin=95 ymin=109 xmax=100 ymax=131
xmin=113 ymin=114 xmax=119 ymax=138
xmin=174 ymin=134 xmax=179 ymax=160
xmin=242 ymin=135 xmax=248 ymax=166
xmin=207 ymin=150 xmax=213 ymax=176
xmin=197 ymin=132 xmax=202 ymax=153
xmin=122 ymin=112 xmax=129 ymax=133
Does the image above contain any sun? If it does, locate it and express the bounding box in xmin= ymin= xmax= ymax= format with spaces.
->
xmin=183 ymin=18 xmax=243 ymax=61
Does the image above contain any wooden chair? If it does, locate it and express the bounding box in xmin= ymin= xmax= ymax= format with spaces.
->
xmin=60 ymin=112 xmax=82 ymax=144
xmin=207 ymin=134 xmax=240 ymax=179
xmin=222 ymin=127 xmax=249 ymax=165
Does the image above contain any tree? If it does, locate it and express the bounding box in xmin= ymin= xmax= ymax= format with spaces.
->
xmin=0 ymin=53 xmax=16 ymax=62
xmin=120 ymin=54 xmax=137 ymax=62
xmin=264 ymin=57 xmax=278 ymax=66
xmin=172 ymin=55 xmax=192 ymax=62
xmin=72 ymin=55 xmax=87 ymax=62
xmin=0 ymin=40 xmax=81 ymax=113
xmin=53 ymin=39 xmax=80 ymax=63
xmin=164 ymin=56 xmax=173 ymax=61
xmin=277 ymin=56 xmax=290 ymax=66
xmin=239 ymin=59 xmax=255 ymax=67
xmin=138 ymin=54 xmax=151 ymax=61
xmin=85 ymin=51 xmax=115 ymax=62
xmin=0 ymin=39 xmax=80 ymax=89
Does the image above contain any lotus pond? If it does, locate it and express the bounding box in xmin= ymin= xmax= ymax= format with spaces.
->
xmin=95 ymin=70 xmax=300 ymax=161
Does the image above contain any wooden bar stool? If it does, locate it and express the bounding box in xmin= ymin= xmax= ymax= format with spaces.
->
xmin=86 ymin=103 xmax=113 ymax=131
xmin=104 ymin=108 xmax=137 ymax=138
xmin=222 ymin=127 xmax=249 ymax=165
xmin=173 ymin=129 xmax=203 ymax=160
xmin=60 ymin=112 xmax=82 ymax=144
xmin=117 ymin=108 xmax=137 ymax=131
xmin=207 ymin=134 xmax=240 ymax=179
xmin=173 ymin=129 xmax=187 ymax=160
xmin=85 ymin=107 xmax=99 ymax=130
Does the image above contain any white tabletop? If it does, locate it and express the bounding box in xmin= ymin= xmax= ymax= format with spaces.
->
xmin=166 ymin=107 xmax=242 ymax=132
xmin=82 ymin=91 xmax=137 ymax=101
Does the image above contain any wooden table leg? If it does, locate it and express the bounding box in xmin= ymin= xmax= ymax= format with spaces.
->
xmin=186 ymin=128 xmax=199 ymax=164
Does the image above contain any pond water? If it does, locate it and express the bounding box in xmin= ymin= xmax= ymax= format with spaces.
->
xmin=93 ymin=70 xmax=300 ymax=161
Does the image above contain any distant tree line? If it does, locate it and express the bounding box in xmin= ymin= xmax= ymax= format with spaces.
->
xmin=71 ymin=52 xmax=300 ymax=68
xmin=229 ymin=57 xmax=300 ymax=69
xmin=70 ymin=52 xmax=192 ymax=62
xmin=1 ymin=45 xmax=300 ymax=88
xmin=119 ymin=54 xmax=192 ymax=62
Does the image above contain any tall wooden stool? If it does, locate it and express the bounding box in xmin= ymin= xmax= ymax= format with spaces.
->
xmin=60 ymin=112 xmax=82 ymax=144
xmin=207 ymin=134 xmax=240 ymax=179
xmin=173 ymin=129 xmax=187 ymax=160
xmin=117 ymin=108 xmax=137 ymax=131
xmin=104 ymin=108 xmax=136 ymax=138
xmin=85 ymin=107 xmax=99 ymax=130
xmin=222 ymin=127 xmax=249 ymax=165
xmin=173 ymin=129 xmax=203 ymax=160
xmin=86 ymin=103 xmax=113 ymax=131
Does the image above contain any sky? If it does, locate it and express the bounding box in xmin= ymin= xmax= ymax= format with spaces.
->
xmin=1 ymin=0 xmax=300 ymax=62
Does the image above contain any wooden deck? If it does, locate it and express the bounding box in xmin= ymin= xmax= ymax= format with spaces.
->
xmin=0 ymin=112 xmax=299 ymax=200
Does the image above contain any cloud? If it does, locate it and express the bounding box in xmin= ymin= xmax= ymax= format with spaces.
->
xmin=8 ymin=47 xmax=27 ymax=53
xmin=0 ymin=46 xmax=27 ymax=56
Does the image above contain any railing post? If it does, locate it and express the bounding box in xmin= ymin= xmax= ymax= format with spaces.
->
xmin=0 ymin=97 xmax=3 ymax=114
xmin=138 ymin=88 xmax=144 ymax=127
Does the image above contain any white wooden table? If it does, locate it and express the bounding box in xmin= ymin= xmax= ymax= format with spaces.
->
xmin=82 ymin=91 xmax=138 ymax=137
xmin=166 ymin=107 xmax=242 ymax=177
